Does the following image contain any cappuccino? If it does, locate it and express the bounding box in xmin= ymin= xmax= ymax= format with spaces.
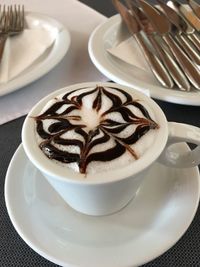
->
xmin=22 ymin=82 xmax=200 ymax=215
xmin=34 ymin=85 xmax=159 ymax=175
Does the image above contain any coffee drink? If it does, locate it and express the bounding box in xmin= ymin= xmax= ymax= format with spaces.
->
xmin=34 ymin=85 xmax=159 ymax=175
xmin=22 ymin=82 xmax=200 ymax=215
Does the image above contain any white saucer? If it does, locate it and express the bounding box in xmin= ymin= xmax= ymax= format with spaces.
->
xmin=88 ymin=15 xmax=200 ymax=106
xmin=5 ymin=144 xmax=200 ymax=267
xmin=0 ymin=12 xmax=70 ymax=97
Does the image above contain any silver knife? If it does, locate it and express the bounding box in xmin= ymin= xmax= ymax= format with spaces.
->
xmin=112 ymin=0 xmax=174 ymax=88
xmin=156 ymin=0 xmax=200 ymax=66
xmin=127 ymin=0 xmax=190 ymax=90
xmin=139 ymin=0 xmax=200 ymax=90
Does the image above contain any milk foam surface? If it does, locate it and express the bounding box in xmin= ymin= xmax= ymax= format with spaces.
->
xmin=34 ymin=85 xmax=159 ymax=175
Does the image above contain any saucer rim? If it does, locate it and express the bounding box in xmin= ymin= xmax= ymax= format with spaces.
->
xmin=4 ymin=144 xmax=200 ymax=267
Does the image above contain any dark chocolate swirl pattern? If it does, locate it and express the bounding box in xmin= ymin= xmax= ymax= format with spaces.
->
xmin=35 ymin=86 xmax=159 ymax=174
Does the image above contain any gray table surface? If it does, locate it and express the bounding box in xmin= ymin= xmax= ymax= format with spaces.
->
xmin=1 ymin=0 xmax=200 ymax=266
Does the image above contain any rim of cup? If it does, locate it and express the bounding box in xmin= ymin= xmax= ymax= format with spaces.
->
xmin=22 ymin=82 xmax=168 ymax=185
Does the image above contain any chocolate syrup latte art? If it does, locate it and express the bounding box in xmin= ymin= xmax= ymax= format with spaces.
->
xmin=34 ymin=86 xmax=159 ymax=175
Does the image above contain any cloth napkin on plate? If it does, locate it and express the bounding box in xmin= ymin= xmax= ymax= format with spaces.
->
xmin=0 ymin=15 xmax=57 ymax=83
xmin=0 ymin=0 xmax=108 ymax=125
xmin=107 ymin=37 xmax=152 ymax=74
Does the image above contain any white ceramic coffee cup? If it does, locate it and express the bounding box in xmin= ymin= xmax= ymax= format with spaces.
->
xmin=22 ymin=82 xmax=200 ymax=216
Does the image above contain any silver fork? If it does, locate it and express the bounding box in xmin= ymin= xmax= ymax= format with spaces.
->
xmin=9 ymin=5 xmax=25 ymax=34
xmin=0 ymin=6 xmax=10 ymax=61
xmin=0 ymin=5 xmax=24 ymax=63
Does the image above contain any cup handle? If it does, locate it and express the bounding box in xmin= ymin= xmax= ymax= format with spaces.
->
xmin=159 ymin=122 xmax=200 ymax=168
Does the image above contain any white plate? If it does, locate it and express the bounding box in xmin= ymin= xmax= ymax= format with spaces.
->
xmin=0 ymin=12 xmax=70 ymax=97
xmin=5 ymin=144 xmax=200 ymax=267
xmin=88 ymin=15 xmax=200 ymax=106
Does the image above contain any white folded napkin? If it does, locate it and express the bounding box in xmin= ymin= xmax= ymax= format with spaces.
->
xmin=0 ymin=14 xmax=57 ymax=83
xmin=107 ymin=37 xmax=152 ymax=74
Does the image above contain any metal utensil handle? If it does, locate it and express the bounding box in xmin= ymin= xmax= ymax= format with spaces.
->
xmin=135 ymin=33 xmax=173 ymax=88
xmin=188 ymin=33 xmax=200 ymax=51
xmin=176 ymin=34 xmax=200 ymax=65
xmin=163 ymin=34 xmax=200 ymax=89
xmin=149 ymin=35 xmax=190 ymax=90
xmin=0 ymin=35 xmax=7 ymax=63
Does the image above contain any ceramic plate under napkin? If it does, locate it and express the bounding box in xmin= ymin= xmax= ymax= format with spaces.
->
xmin=89 ymin=14 xmax=200 ymax=106
xmin=0 ymin=14 xmax=58 ymax=83
xmin=0 ymin=11 xmax=70 ymax=97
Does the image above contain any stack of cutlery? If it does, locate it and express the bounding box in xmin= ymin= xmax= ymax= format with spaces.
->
xmin=112 ymin=0 xmax=200 ymax=91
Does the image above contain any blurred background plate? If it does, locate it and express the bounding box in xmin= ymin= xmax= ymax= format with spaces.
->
xmin=0 ymin=12 xmax=70 ymax=97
